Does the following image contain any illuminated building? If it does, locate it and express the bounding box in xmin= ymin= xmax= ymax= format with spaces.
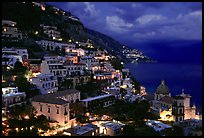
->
xmin=31 ymin=89 xmax=80 ymax=125
xmin=40 ymin=24 xmax=61 ymax=40
xmin=64 ymin=124 xmax=99 ymax=136
xmin=101 ymin=121 xmax=126 ymax=136
xmin=80 ymin=56 xmax=99 ymax=70
xmin=151 ymin=80 xmax=201 ymax=122
xmin=2 ymin=47 xmax=28 ymax=65
xmin=2 ymin=87 xmax=26 ymax=115
xmin=30 ymin=73 xmax=58 ymax=95
xmin=2 ymin=20 xmax=22 ymax=41
xmin=36 ymin=40 xmax=69 ymax=51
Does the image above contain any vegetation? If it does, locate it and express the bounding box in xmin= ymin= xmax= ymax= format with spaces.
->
xmin=160 ymin=125 xmax=184 ymax=136
xmin=13 ymin=61 xmax=28 ymax=75
xmin=75 ymin=114 xmax=89 ymax=124
xmin=122 ymin=125 xmax=160 ymax=136
xmin=110 ymin=58 xmax=124 ymax=70
xmin=70 ymin=102 xmax=85 ymax=119
xmin=130 ymin=76 xmax=141 ymax=93
xmin=59 ymin=79 xmax=73 ymax=90
xmin=14 ymin=74 xmax=39 ymax=98
xmin=7 ymin=104 xmax=50 ymax=136
xmin=91 ymin=100 xmax=159 ymax=127
xmin=76 ymin=80 xmax=107 ymax=99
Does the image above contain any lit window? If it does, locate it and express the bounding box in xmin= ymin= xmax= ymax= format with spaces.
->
xmin=3 ymin=28 xmax=7 ymax=32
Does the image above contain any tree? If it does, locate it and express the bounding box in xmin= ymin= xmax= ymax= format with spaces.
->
xmin=13 ymin=61 xmax=28 ymax=75
xmin=70 ymin=102 xmax=85 ymax=118
xmin=76 ymin=114 xmax=89 ymax=124
xmin=122 ymin=125 xmax=135 ymax=136
xmin=131 ymin=76 xmax=141 ymax=92
xmin=110 ymin=59 xmax=124 ymax=70
xmin=34 ymin=115 xmax=50 ymax=131
xmin=60 ymin=79 xmax=73 ymax=90
xmin=14 ymin=75 xmax=39 ymax=98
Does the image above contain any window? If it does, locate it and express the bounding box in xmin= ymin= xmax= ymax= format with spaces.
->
xmin=57 ymin=109 xmax=59 ymax=114
xmin=48 ymin=107 xmax=50 ymax=113
xmin=40 ymin=106 xmax=42 ymax=112
xmin=179 ymin=108 xmax=182 ymax=114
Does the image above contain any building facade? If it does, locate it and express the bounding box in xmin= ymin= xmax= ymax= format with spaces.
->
xmin=31 ymin=89 xmax=80 ymax=125
xmin=2 ymin=87 xmax=26 ymax=115
xmin=30 ymin=73 xmax=58 ymax=94
xmin=81 ymin=94 xmax=115 ymax=111
xmin=2 ymin=20 xmax=22 ymax=41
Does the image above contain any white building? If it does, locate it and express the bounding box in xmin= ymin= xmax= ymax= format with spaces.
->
xmin=101 ymin=121 xmax=126 ymax=136
xmin=80 ymin=56 xmax=99 ymax=70
xmin=65 ymin=47 xmax=85 ymax=56
xmin=40 ymin=24 xmax=61 ymax=40
xmin=2 ymin=47 xmax=28 ymax=67
xmin=2 ymin=47 xmax=28 ymax=60
xmin=41 ymin=55 xmax=67 ymax=78
xmin=41 ymin=56 xmax=86 ymax=79
xmin=106 ymin=87 xmax=121 ymax=100
xmin=120 ymin=78 xmax=133 ymax=89
xmin=36 ymin=40 xmax=69 ymax=51
xmin=2 ymin=55 xmax=22 ymax=67
xmin=63 ymin=62 xmax=86 ymax=77
xmin=32 ymin=89 xmax=80 ymax=125
xmin=30 ymin=73 xmax=58 ymax=95
xmin=2 ymin=87 xmax=26 ymax=115
xmin=2 ymin=20 xmax=22 ymax=41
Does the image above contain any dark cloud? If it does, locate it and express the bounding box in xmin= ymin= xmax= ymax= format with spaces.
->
xmin=47 ymin=2 xmax=202 ymax=45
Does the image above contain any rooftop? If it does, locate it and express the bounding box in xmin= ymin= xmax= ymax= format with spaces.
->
xmin=50 ymin=89 xmax=80 ymax=98
xmin=146 ymin=120 xmax=172 ymax=132
xmin=102 ymin=121 xmax=126 ymax=130
xmin=35 ymin=73 xmax=54 ymax=78
xmin=32 ymin=95 xmax=68 ymax=105
xmin=3 ymin=92 xmax=26 ymax=98
xmin=81 ymin=94 xmax=113 ymax=102
xmin=65 ymin=124 xmax=97 ymax=135
xmin=32 ymin=89 xmax=80 ymax=105
xmin=156 ymin=80 xmax=170 ymax=94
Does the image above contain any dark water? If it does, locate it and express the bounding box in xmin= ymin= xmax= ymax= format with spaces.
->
xmin=125 ymin=62 xmax=202 ymax=113
xmin=126 ymin=40 xmax=202 ymax=113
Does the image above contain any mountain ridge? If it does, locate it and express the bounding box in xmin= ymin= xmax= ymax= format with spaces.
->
xmin=2 ymin=2 xmax=153 ymax=62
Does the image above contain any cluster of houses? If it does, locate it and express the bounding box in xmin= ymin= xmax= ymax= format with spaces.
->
xmin=2 ymin=8 xmax=202 ymax=135
xmin=1 ymin=17 xmax=133 ymax=136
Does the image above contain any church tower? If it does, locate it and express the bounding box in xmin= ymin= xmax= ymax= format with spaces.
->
xmin=172 ymin=96 xmax=185 ymax=122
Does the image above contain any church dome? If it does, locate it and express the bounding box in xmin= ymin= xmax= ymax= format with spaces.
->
xmin=156 ymin=80 xmax=170 ymax=94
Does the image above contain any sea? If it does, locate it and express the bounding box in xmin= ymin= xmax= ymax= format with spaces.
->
xmin=125 ymin=40 xmax=202 ymax=113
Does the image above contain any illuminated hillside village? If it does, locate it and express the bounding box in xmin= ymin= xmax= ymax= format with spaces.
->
xmin=2 ymin=2 xmax=202 ymax=136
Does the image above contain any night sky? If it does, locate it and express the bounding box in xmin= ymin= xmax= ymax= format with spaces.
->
xmin=47 ymin=2 xmax=202 ymax=46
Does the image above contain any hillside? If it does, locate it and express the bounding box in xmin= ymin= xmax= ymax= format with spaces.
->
xmin=2 ymin=2 xmax=152 ymax=62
